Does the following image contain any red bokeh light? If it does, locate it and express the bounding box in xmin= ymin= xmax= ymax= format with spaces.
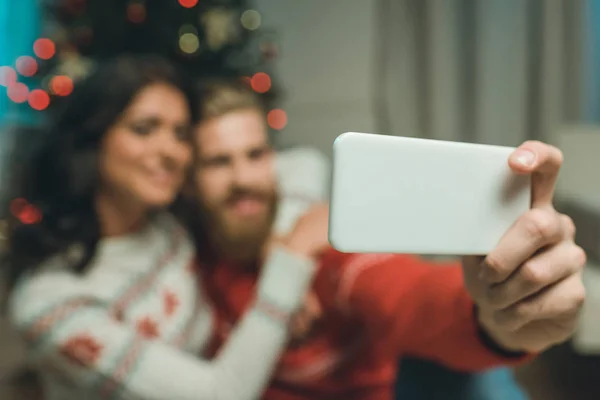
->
xmin=251 ymin=72 xmax=271 ymax=93
xmin=267 ymin=109 xmax=288 ymax=130
xmin=33 ymin=38 xmax=56 ymax=60
xmin=50 ymin=75 xmax=74 ymax=96
xmin=178 ymin=0 xmax=199 ymax=8
xmin=16 ymin=56 xmax=38 ymax=77
xmin=28 ymin=89 xmax=50 ymax=111
xmin=127 ymin=3 xmax=146 ymax=23
xmin=0 ymin=66 xmax=17 ymax=86
xmin=18 ymin=205 xmax=42 ymax=225
xmin=10 ymin=198 xmax=42 ymax=225
xmin=7 ymin=82 xmax=29 ymax=103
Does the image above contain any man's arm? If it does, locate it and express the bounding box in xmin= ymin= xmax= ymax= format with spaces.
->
xmin=329 ymin=251 xmax=531 ymax=372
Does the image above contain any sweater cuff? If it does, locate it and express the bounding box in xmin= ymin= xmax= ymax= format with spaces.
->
xmin=256 ymin=245 xmax=317 ymax=315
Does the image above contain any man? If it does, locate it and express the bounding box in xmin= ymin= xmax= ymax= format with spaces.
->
xmin=185 ymin=79 xmax=585 ymax=399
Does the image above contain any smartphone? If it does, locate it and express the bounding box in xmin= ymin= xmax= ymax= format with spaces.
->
xmin=328 ymin=132 xmax=531 ymax=255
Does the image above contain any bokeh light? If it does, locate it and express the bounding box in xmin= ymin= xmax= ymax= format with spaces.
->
xmin=7 ymin=82 xmax=29 ymax=103
xmin=179 ymin=33 xmax=200 ymax=54
xmin=127 ymin=2 xmax=146 ymax=24
xmin=18 ymin=205 xmax=42 ymax=224
xmin=267 ymin=109 xmax=288 ymax=130
xmin=0 ymin=66 xmax=17 ymax=86
xmin=251 ymin=72 xmax=271 ymax=93
xmin=10 ymin=198 xmax=42 ymax=225
xmin=28 ymin=89 xmax=50 ymax=111
xmin=33 ymin=38 xmax=56 ymax=60
xmin=50 ymin=75 xmax=74 ymax=96
xmin=240 ymin=10 xmax=261 ymax=30
xmin=178 ymin=0 xmax=198 ymax=8
xmin=16 ymin=56 xmax=38 ymax=77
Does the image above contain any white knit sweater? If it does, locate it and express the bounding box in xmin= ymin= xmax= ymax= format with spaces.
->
xmin=8 ymin=213 xmax=315 ymax=400
xmin=7 ymin=148 xmax=329 ymax=400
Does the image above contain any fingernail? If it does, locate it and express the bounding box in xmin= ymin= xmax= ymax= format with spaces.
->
xmin=514 ymin=150 xmax=536 ymax=167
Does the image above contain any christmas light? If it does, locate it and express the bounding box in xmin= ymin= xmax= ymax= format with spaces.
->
xmin=0 ymin=66 xmax=17 ymax=86
xmin=50 ymin=75 xmax=74 ymax=96
xmin=16 ymin=56 xmax=38 ymax=77
xmin=10 ymin=198 xmax=42 ymax=225
xmin=127 ymin=2 xmax=146 ymax=24
xmin=267 ymin=109 xmax=287 ymax=130
xmin=178 ymin=0 xmax=198 ymax=8
xmin=28 ymin=89 xmax=50 ymax=111
xmin=240 ymin=10 xmax=261 ymax=31
xmin=7 ymin=82 xmax=29 ymax=103
xmin=33 ymin=38 xmax=56 ymax=60
xmin=18 ymin=205 xmax=42 ymax=225
xmin=179 ymin=33 xmax=200 ymax=54
xmin=251 ymin=72 xmax=271 ymax=93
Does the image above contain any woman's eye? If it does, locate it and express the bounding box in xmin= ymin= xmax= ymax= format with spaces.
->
xmin=130 ymin=123 xmax=153 ymax=136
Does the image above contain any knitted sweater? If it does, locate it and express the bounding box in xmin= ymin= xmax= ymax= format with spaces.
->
xmin=8 ymin=212 xmax=316 ymax=400
xmin=201 ymin=250 xmax=531 ymax=400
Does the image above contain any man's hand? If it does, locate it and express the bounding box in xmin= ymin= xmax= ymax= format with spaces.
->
xmin=462 ymin=141 xmax=586 ymax=354
xmin=289 ymin=291 xmax=323 ymax=345
xmin=281 ymin=203 xmax=330 ymax=259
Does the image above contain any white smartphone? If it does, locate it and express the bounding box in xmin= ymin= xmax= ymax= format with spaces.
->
xmin=328 ymin=132 xmax=531 ymax=255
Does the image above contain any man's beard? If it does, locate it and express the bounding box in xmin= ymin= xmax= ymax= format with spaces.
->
xmin=200 ymin=186 xmax=279 ymax=263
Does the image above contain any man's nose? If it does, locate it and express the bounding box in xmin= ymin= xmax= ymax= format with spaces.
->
xmin=231 ymin=159 xmax=257 ymax=186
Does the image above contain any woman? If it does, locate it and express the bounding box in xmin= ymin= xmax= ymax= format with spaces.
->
xmin=1 ymin=56 xmax=315 ymax=400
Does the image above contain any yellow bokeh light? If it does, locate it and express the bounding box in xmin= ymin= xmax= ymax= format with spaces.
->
xmin=240 ymin=9 xmax=261 ymax=31
xmin=179 ymin=33 xmax=200 ymax=54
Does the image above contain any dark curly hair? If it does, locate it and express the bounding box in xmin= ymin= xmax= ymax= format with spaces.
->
xmin=1 ymin=55 xmax=198 ymax=288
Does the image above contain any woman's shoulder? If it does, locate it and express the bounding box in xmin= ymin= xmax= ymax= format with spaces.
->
xmin=12 ymin=211 xmax=194 ymax=293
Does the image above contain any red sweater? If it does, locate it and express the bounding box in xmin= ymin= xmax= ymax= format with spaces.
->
xmin=200 ymin=249 xmax=529 ymax=400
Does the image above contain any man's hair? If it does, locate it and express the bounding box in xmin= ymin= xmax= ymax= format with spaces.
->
xmin=195 ymin=78 xmax=266 ymax=121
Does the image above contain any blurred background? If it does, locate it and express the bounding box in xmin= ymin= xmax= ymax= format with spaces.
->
xmin=1 ymin=1 xmax=600 ymax=399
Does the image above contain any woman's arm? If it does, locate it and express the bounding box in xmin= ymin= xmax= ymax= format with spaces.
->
xmin=9 ymin=246 xmax=315 ymax=400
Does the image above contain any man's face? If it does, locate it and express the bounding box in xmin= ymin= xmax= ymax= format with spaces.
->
xmin=191 ymin=107 xmax=278 ymax=256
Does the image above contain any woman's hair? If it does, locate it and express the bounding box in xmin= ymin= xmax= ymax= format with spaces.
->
xmin=1 ymin=55 xmax=198 ymax=288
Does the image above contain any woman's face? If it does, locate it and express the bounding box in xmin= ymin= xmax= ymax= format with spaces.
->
xmin=99 ymin=82 xmax=192 ymax=209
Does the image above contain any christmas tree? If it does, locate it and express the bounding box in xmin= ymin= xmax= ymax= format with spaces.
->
xmin=35 ymin=0 xmax=283 ymax=117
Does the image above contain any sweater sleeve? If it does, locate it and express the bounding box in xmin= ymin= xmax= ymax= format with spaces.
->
xmin=331 ymin=252 xmax=531 ymax=372
xmin=8 ymin=246 xmax=315 ymax=400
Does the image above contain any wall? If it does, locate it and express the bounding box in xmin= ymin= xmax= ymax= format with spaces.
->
xmin=254 ymin=0 xmax=378 ymax=157
xmin=585 ymin=0 xmax=600 ymax=123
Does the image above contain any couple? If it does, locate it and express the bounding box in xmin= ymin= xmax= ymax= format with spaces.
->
xmin=2 ymin=55 xmax=586 ymax=400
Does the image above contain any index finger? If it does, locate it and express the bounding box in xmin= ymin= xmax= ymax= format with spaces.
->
xmin=508 ymin=141 xmax=563 ymax=209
